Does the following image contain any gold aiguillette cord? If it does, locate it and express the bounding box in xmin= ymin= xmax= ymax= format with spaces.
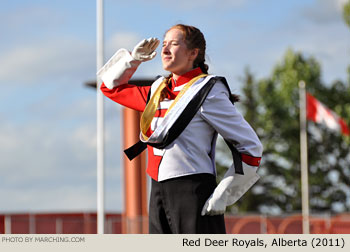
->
xmin=140 ymin=74 xmax=207 ymax=141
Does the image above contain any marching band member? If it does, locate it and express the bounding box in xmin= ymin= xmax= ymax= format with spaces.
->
xmin=98 ymin=24 xmax=263 ymax=234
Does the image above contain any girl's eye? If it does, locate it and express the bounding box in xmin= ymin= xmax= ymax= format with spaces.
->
xmin=162 ymin=41 xmax=179 ymax=47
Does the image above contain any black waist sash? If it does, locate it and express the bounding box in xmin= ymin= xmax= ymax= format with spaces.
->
xmin=124 ymin=76 xmax=244 ymax=175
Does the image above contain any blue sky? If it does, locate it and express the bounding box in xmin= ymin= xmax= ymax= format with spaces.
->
xmin=0 ymin=0 xmax=349 ymax=213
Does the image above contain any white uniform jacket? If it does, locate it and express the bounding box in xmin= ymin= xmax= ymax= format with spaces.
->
xmin=98 ymin=48 xmax=263 ymax=206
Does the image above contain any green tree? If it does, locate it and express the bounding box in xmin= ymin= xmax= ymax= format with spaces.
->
xmin=253 ymin=49 xmax=324 ymax=214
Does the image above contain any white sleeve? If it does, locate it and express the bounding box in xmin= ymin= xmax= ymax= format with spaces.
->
xmin=200 ymin=81 xmax=263 ymax=215
xmin=96 ymin=48 xmax=141 ymax=89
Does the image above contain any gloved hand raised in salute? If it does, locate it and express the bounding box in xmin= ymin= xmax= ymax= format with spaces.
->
xmin=132 ymin=37 xmax=160 ymax=62
xmin=97 ymin=37 xmax=159 ymax=89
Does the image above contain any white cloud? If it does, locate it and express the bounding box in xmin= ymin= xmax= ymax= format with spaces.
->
xmin=0 ymin=5 xmax=62 ymax=37
xmin=293 ymin=26 xmax=349 ymax=81
xmin=287 ymin=4 xmax=350 ymax=83
xmin=210 ymin=0 xmax=350 ymax=86
xmin=0 ymin=4 xmax=95 ymax=86
xmin=336 ymin=0 xmax=349 ymax=12
xmin=0 ymin=38 xmax=95 ymax=85
xmin=301 ymin=0 xmax=348 ymax=24
xmin=106 ymin=31 xmax=142 ymax=56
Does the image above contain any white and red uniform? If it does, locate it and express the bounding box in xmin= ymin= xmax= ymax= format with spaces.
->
xmin=101 ymin=67 xmax=262 ymax=174
xmin=99 ymin=48 xmax=263 ymax=233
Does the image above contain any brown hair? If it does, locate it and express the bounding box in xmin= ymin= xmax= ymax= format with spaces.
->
xmin=166 ymin=24 xmax=209 ymax=74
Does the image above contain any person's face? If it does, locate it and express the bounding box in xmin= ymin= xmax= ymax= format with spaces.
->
xmin=161 ymin=28 xmax=198 ymax=78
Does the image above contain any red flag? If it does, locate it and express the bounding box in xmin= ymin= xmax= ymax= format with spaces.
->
xmin=306 ymin=92 xmax=349 ymax=136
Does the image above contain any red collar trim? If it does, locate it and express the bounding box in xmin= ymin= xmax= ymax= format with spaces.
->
xmin=171 ymin=67 xmax=203 ymax=87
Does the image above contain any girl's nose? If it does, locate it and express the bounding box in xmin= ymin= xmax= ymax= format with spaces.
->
xmin=162 ymin=45 xmax=170 ymax=54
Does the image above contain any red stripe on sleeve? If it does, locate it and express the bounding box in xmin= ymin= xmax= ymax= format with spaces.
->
xmin=241 ymin=153 xmax=261 ymax=167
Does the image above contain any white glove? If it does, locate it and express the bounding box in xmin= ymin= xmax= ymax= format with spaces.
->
xmin=201 ymin=176 xmax=234 ymax=216
xmin=97 ymin=37 xmax=159 ymax=89
xmin=131 ymin=37 xmax=159 ymax=62
xmin=201 ymin=163 xmax=260 ymax=216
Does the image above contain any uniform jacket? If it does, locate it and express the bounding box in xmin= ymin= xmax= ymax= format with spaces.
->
xmin=98 ymin=48 xmax=263 ymax=205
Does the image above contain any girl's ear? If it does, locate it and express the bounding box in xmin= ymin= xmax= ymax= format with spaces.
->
xmin=190 ymin=48 xmax=199 ymax=61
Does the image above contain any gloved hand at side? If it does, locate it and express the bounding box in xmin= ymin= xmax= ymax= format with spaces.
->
xmin=201 ymin=163 xmax=259 ymax=216
xmin=201 ymin=175 xmax=235 ymax=216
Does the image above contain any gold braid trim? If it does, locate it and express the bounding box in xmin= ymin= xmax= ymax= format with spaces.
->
xmin=140 ymin=74 xmax=207 ymax=141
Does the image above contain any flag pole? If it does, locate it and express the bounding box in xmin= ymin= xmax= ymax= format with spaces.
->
xmin=96 ymin=0 xmax=105 ymax=234
xmin=299 ymin=80 xmax=310 ymax=234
